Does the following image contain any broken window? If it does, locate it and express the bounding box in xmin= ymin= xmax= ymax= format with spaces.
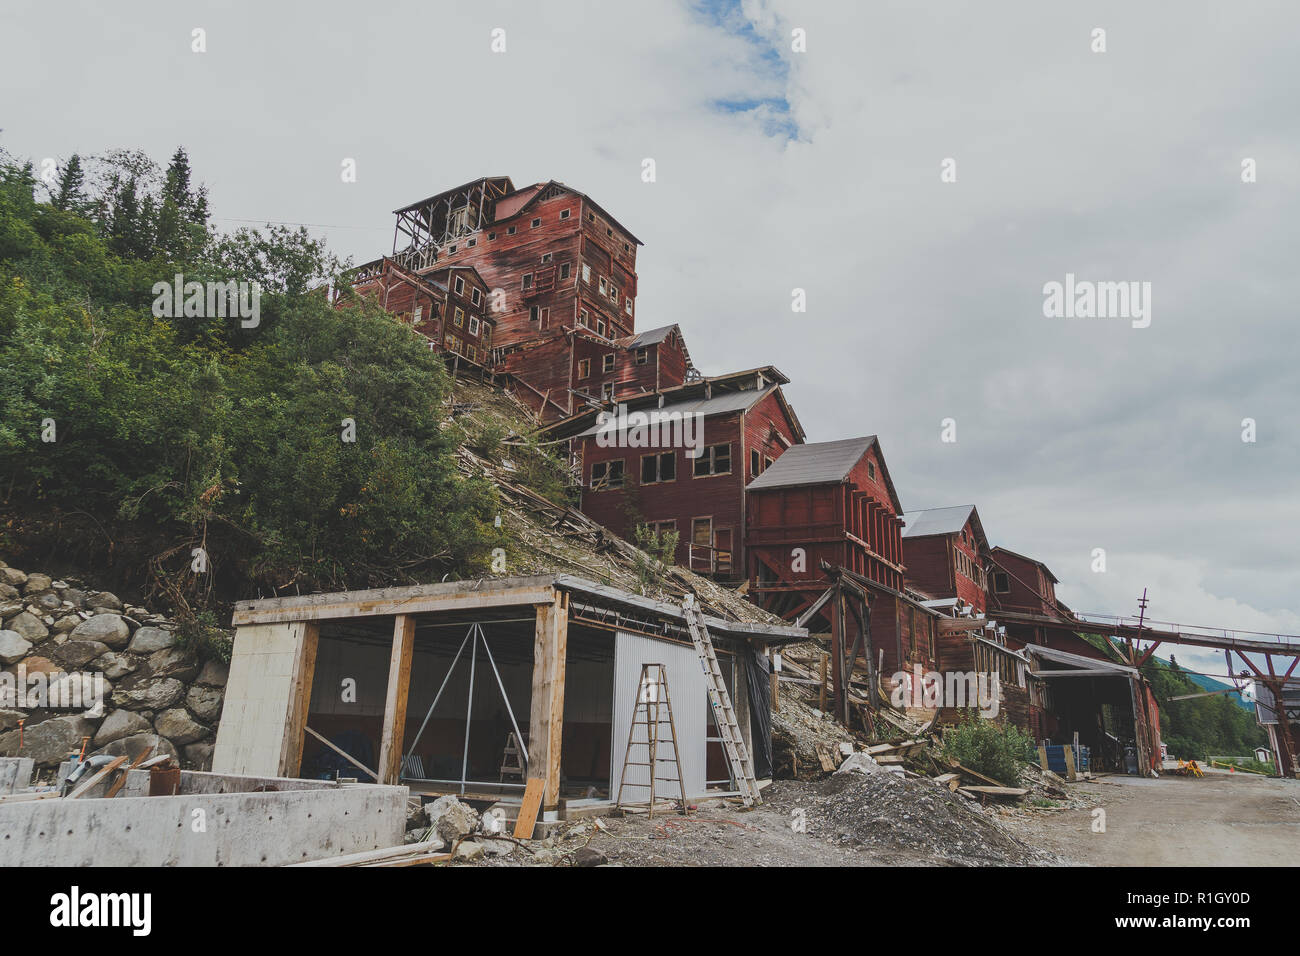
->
xmin=641 ymin=452 xmax=676 ymax=484
xmin=591 ymin=459 xmax=624 ymax=490
xmin=694 ymin=443 xmax=731 ymax=477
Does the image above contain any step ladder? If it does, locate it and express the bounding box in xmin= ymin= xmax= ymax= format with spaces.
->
xmin=499 ymin=732 xmax=525 ymax=784
xmin=615 ymin=663 xmax=685 ymax=819
xmin=682 ymin=595 xmax=759 ymax=807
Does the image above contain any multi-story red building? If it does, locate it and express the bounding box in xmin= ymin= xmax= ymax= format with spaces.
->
xmin=899 ymin=505 xmax=990 ymax=615
xmin=342 ymin=257 xmax=495 ymax=368
xmin=372 ymin=177 xmax=685 ymax=420
xmin=541 ymin=367 xmax=804 ymax=576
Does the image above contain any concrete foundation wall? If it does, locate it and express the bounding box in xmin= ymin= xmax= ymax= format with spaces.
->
xmin=0 ymin=757 xmax=34 ymax=794
xmin=212 ymin=622 xmax=310 ymax=777
xmin=0 ymin=771 xmax=406 ymax=866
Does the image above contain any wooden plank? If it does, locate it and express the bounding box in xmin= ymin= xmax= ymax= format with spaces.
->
xmin=958 ymin=786 xmax=1027 ymax=798
xmin=1037 ymin=744 xmax=1049 ymax=771
xmin=291 ymin=838 xmax=447 ymax=868
xmin=514 ymin=778 xmax=546 ymax=839
xmin=1063 ymin=744 xmax=1077 ymax=781
xmin=105 ymin=746 xmax=155 ymax=799
xmin=66 ymin=756 xmax=128 ymax=799
xmin=278 ymin=621 xmax=319 ymax=778
xmin=933 ymin=772 xmax=960 ymax=790
xmin=377 ymin=614 xmax=416 ymax=785
xmin=949 ymin=760 xmax=1005 ymax=788
xmin=526 ymin=594 xmax=568 ymax=810
xmin=232 ymin=581 xmax=557 ymax=625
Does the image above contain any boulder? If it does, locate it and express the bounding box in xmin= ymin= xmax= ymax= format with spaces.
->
xmin=16 ymin=655 xmax=58 ymax=676
xmin=146 ymin=646 xmax=200 ymax=683
xmin=195 ymin=659 xmax=229 ymax=687
xmin=98 ymin=732 xmax=177 ymax=765
xmin=0 ymin=630 xmax=32 ymax=665
xmin=428 ymin=795 xmax=480 ymax=843
xmin=126 ymin=626 xmax=175 ymax=654
xmin=184 ymin=685 xmax=224 ymax=723
xmin=0 ymin=715 xmax=96 ymax=767
xmin=573 ymin=846 xmax=608 ymax=867
xmin=33 ymin=592 xmax=62 ymax=612
xmin=112 ymin=675 xmax=184 ymax=711
xmin=0 ymin=568 xmax=27 ymax=589
xmin=23 ymin=573 xmax=52 ymax=594
xmin=453 ymin=841 xmax=485 ymax=861
xmin=51 ymin=640 xmax=110 ymax=669
xmin=70 ymin=613 xmax=130 ymax=649
xmin=50 ymin=613 xmax=82 ymax=634
xmin=183 ymin=741 xmax=214 ymax=771
xmin=61 ymin=588 xmax=87 ymax=608
xmin=85 ymin=591 xmax=123 ymax=611
xmin=0 ymin=709 xmax=27 ymax=733
xmin=0 ymin=583 xmax=19 ymax=601
xmin=94 ymin=652 xmax=139 ymax=680
xmin=93 ymin=709 xmax=152 ymax=747
xmin=153 ymin=708 xmax=209 ymax=745
xmin=6 ymin=611 xmax=48 ymax=642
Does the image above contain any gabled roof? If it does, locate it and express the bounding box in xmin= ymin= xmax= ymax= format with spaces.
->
xmin=573 ymin=385 xmax=779 ymax=439
xmin=538 ymin=365 xmax=802 ymax=442
xmin=746 ymin=436 xmax=875 ymax=491
xmin=493 ymin=180 xmax=644 ymax=246
xmin=392 ymin=177 xmax=515 ymax=216
xmin=615 ymin=324 xmax=695 ymax=373
xmin=901 ymin=505 xmax=988 ymax=550
xmin=990 ymin=545 xmax=1060 ymax=584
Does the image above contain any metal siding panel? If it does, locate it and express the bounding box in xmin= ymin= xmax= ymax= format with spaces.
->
xmin=611 ymin=632 xmax=708 ymax=800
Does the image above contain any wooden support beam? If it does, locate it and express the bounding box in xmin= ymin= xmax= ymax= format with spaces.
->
xmin=377 ymin=614 xmax=416 ymax=785
xmin=527 ymin=593 xmax=569 ymax=811
xmin=278 ymin=621 xmax=319 ymax=778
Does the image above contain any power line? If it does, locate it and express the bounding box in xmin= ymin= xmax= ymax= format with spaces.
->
xmin=212 ymin=216 xmax=389 ymax=231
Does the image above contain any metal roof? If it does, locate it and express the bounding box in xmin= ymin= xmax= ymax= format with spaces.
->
xmin=620 ymin=324 xmax=678 ymax=347
xmin=745 ymin=436 xmax=876 ymax=491
xmin=574 ymin=385 xmax=777 ymax=438
xmin=901 ymin=505 xmax=976 ymax=539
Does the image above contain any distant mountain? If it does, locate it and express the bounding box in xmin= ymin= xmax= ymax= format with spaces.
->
xmin=1179 ymin=668 xmax=1256 ymax=714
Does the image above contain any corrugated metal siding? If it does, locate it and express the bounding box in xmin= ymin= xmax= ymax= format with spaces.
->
xmin=611 ymin=632 xmax=708 ymax=800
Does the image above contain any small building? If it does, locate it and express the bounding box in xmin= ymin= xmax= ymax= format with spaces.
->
xmin=212 ymin=574 xmax=804 ymax=819
xmin=900 ymin=505 xmax=990 ymax=615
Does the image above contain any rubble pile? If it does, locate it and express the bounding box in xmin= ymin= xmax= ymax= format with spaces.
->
xmin=764 ymin=771 xmax=1060 ymax=866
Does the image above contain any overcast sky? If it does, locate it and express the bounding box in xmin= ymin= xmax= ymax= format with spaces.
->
xmin=3 ymin=0 xmax=1296 ymax=676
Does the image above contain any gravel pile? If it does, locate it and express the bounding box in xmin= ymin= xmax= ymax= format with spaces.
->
xmin=763 ymin=772 xmax=1061 ymax=865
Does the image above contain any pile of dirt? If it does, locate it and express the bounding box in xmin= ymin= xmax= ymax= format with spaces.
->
xmin=762 ymin=772 xmax=1061 ymax=865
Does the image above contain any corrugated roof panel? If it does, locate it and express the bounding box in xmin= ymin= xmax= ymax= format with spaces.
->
xmin=575 ymin=386 xmax=775 ymax=438
xmin=745 ymin=436 xmax=875 ymax=491
xmin=900 ymin=505 xmax=976 ymax=538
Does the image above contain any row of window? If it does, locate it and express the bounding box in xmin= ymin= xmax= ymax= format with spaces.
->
xmin=590 ymin=444 xmax=731 ymax=490
xmin=445 ymin=334 xmax=480 ymax=364
xmin=954 ymin=546 xmax=986 ymax=588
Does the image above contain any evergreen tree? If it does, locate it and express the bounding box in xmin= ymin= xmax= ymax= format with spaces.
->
xmin=51 ymin=154 xmax=87 ymax=211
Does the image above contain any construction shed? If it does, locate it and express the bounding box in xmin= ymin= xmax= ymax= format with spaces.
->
xmin=212 ymin=574 xmax=805 ymax=820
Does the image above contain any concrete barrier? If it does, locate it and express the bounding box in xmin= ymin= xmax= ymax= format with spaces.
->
xmin=0 ymin=770 xmax=407 ymax=866
xmin=0 ymin=757 xmax=34 ymax=794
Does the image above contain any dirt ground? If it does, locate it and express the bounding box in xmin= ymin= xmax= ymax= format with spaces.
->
xmin=997 ymin=770 xmax=1300 ymax=866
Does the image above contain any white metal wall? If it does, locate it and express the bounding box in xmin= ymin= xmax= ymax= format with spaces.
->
xmin=611 ymin=632 xmax=708 ymax=801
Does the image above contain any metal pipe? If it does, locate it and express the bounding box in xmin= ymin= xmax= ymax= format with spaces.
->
xmin=460 ymin=630 xmax=478 ymax=795
xmin=405 ymin=627 xmax=472 ymax=758
xmin=476 ymin=624 xmax=529 ymax=771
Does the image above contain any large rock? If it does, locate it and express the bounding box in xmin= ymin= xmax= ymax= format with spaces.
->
xmin=52 ymin=640 xmax=110 ymax=669
xmin=94 ymin=652 xmax=139 ymax=680
xmin=126 ymin=626 xmax=175 ymax=654
xmin=0 ymin=715 xmax=96 ymax=767
xmin=98 ymin=732 xmax=177 ymax=765
xmin=195 ymin=659 xmax=229 ymax=687
xmin=183 ymin=741 xmax=214 ymax=771
xmin=153 ymin=708 xmax=209 ymax=745
xmin=50 ymin=614 xmax=82 ymax=635
xmin=834 ymin=752 xmax=884 ymax=776
xmin=146 ymin=646 xmax=200 ymax=683
xmin=92 ymin=708 xmax=153 ymax=747
xmin=184 ymin=685 xmax=224 ymax=723
xmin=6 ymin=611 xmax=48 ymax=642
xmin=61 ymin=588 xmax=87 ymax=609
xmin=0 ymin=582 xmax=19 ymax=601
xmin=70 ymin=614 xmax=130 ymax=649
xmin=0 ymin=568 xmax=27 ymax=589
xmin=0 ymin=709 xmax=27 ymax=733
xmin=85 ymin=591 xmax=123 ymax=611
xmin=428 ymin=795 xmax=480 ymax=843
xmin=112 ymin=675 xmax=184 ymax=711
xmin=23 ymin=573 xmax=52 ymax=594
xmin=0 ymin=630 xmax=32 ymax=665
xmin=33 ymin=592 xmax=62 ymax=612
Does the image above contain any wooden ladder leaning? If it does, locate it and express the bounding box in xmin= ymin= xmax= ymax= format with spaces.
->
xmin=615 ymin=663 xmax=685 ymax=819
xmin=682 ymin=595 xmax=759 ymax=807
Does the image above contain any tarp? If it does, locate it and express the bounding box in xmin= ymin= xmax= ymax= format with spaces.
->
xmin=746 ymin=648 xmax=773 ymax=779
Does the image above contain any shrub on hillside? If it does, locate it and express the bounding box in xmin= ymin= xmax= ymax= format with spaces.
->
xmin=942 ymin=715 xmax=1036 ymax=787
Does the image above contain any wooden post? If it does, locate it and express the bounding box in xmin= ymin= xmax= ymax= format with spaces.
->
xmin=770 ymin=669 xmax=780 ymax=713
xmin=818 ymin=652 xmax=828 ymax=712
xmin=527 ymin=592 xmax=568 ymax=811
xmin=278 ymin=621 xmax=319 ymax=778
xmin=377 ymin=614 xmax=416 ymax=785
